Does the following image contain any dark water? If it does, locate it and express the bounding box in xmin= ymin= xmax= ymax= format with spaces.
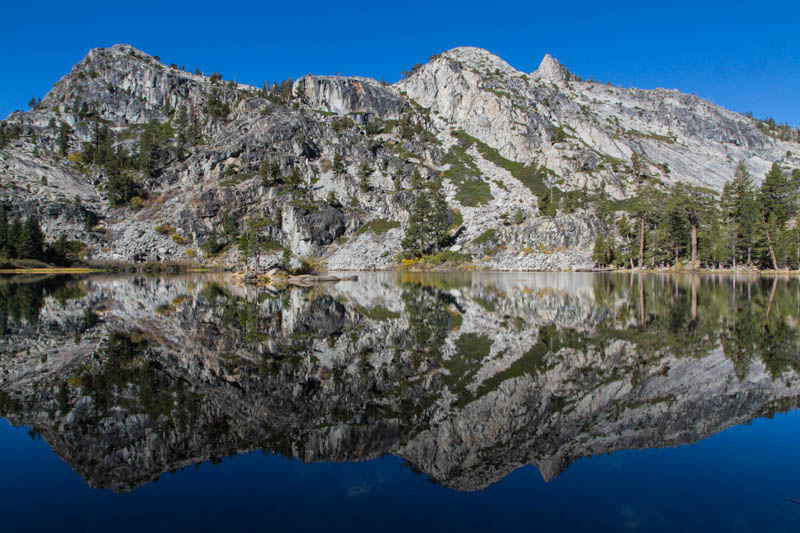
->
xmin=1 ymin=272 xmax=800 ymax=532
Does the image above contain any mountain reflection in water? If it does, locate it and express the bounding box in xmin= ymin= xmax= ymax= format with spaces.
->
xmin=1 ymin=272 xmax=799 ymax=496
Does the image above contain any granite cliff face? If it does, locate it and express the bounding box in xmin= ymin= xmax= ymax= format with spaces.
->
xmin=1 ymin=273 xmax=799 ymax=492
xmin=1 ymin=44 xmax=798 ymax=269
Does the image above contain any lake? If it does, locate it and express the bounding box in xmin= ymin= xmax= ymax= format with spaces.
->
xmin=1 ymin=272 xmax=800 ymax=532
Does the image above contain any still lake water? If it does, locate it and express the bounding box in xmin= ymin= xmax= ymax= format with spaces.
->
xmin=1 ymin=272 xmax=800 ymax=532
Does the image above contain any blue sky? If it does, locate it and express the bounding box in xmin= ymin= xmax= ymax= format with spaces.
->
xmin=2 ymin=0 xmax=798 ymax=125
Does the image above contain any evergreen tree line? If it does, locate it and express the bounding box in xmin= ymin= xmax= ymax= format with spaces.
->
xmin=752 ymin=115 xmax=800 ymax=143
xmin=594 ymin=162 xmax=800 ymax=269
xmin=259 ymin=79 xmax=295 ymax=105
xmin=0 ymin=208 xmax=84 ymax=265
xmin=0 ymin=208 xmax=45 ymax=261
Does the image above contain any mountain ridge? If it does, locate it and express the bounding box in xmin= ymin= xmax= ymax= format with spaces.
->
xmin=0 ymin=43 xmax=798 ymax=270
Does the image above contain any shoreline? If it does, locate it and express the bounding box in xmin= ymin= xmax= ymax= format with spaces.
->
xmin=2 ymin=264 xmax=799 ymax=276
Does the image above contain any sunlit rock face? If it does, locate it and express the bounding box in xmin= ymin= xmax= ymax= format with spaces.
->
xmin=2 ymin=45 xmax=797 ymax=269
xmin=294 ymin=75 xmax=407 ymax=120
xmin=1 ymin=273 xmax=799 ymax=492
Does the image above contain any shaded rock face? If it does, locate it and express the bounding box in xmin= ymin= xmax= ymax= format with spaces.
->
xmin=296 ymin=205 xmax=348 ymax=245
xmin=295 ymin=75 xmax=407 ymax=120
xmin=1 ymin=44 xmax=798 ymax=269
xmin=1 ymin=272 xmax=800 ymax=493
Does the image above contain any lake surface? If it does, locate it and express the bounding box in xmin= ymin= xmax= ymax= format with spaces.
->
xmin=1 ymin=272 xmax=800 ymax=532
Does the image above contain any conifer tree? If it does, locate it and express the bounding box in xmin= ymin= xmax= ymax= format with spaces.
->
xmin=0 ymin=208 xmax=7 ymax=257
xmin=428 ymin=179 xmax=450 ymax=247
xmin=18 ymin=215 xmax=44 ymax=260
xmin=57 ymin=122 xmax=71 ymax=157
xmin=720 ymin=162 xmax=758 ymax=265
xmin=759 ymin=163 xmax=793 ymax=269
xmin=401 ymin=179 xmax=451 ymax=258
xmin=6 ymin=218 xmax=22 ymax=259
xmin=672 ymin=184 xmax=715 ymax=265
xmin=631 ymin=177 xmax=658 ymax=268
xmin=402 ymin=192 xmax=431 ymax=257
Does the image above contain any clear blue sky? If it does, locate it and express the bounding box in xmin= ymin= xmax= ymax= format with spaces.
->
xmin=2 ymin=0 xmax=798 ymax=126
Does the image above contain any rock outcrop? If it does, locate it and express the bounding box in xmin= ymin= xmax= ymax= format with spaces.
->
xmin=295 ymin=75 xmax=406 ymax=120
xmin=532 ymin=53 xmax=572 ymax=83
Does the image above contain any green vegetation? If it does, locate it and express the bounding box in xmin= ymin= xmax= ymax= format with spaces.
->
xmin=205 ymin=88 xmax=231 ymax=120
xmin=355 ymin=219 xmax=401 ymax=235
xmin=472 ymin=228 xmax=497 ymax=245
xmin=752 ymin=115 xmax=800 ymax=143
xmin=355 ymin=304 xmax=401 ymax=321
xmin=448 ymin=129 xmax=558 ymax=210
xmin=401 ymin=179 xmax=452 ymax=258
xmin=441 ymin=132 xmax=493 ymax=206
xmin=259 ymin=78 xmax=294 ymax=105
xmin=0 ymin=209 xmax=80 ymax=264
xmin=596 ymin=161 xmax=800 ymax=270
xmin=331 ymin=117 xmax=355 ymax=132
xmin=551 ymin=124 xmax=568 ymax=143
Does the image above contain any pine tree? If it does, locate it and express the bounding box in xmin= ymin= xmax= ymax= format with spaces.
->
xmin=18 ymin=215 xmax=44 ymax=260
xmin=0 ymin=207 xmax=7 ymax=257
xmin=760 ymin=163 xmax=793 ymax=224
xmin=57 ymin=122 xmax=71 ymax=157
xmin=671 ymin=184 xmax=715 ymax=265
xmin=410 ymin=169 xmax=423 ymax=189
xmin=659 ymin=189 xmax=690 ymax=265
xmin=238 ymin=230 xmax=250 ymax=256
xmin=6 ymin=218 xmax=22 ymax=259
xmin=358 ymin=163 xmax=371 ymax=192
xmin=402 ymin=192 xmax=431 ymax=257
xmin=248 ymin=230 xmax=262 ymax=272
xmin=592 ymin=234 xmax=615 ymax=266
xmin=719 ymin=162 xmax=756 ymax=265
xmin=332 ymin=153 xmax=345 ymax=176
xmin=401 ymin=180 xmax=451 ymax=258
xmin=428 ymin=179 xmax=451 ymax=249
xmin=631 ymin=177 xmax=659 ymax=268
xmin=759 ymin=163 xmax=793 ymax=268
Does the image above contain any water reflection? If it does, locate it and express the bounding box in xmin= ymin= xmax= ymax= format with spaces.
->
xmin=1 ymin=272 xmax=799 ymax=493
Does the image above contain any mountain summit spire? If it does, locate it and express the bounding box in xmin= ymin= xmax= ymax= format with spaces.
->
xmin=533 ymin=54 xmax=571 ymax=83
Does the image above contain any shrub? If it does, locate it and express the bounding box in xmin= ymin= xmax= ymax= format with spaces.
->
xmin=331 ymin=117 xmax=355 ymax=132
xmin=551 ymin=124 xmax=567 ymax=143
xmin=473 ymin=228 xmax=497 ymax=245
xmin=355 ymin=219 xmax=401 ymax=235
xmin=200 ymin=234 xmax=227 ymax=257
xmin=294 ymin=255 xmax=325 ymax=275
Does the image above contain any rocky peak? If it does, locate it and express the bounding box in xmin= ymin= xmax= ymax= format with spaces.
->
xmin=532 ymin=53 xmax=571 ymax=83
xmin=438 ymin=46 xmax=520 ymax=76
